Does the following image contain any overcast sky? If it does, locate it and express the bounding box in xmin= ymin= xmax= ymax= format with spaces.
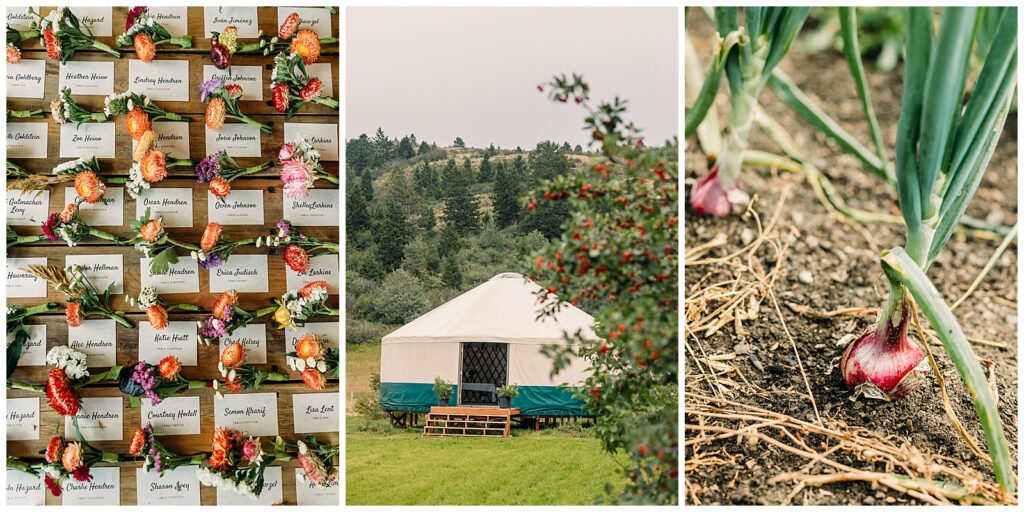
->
xmin=346 ymin=7 xmax=678 ymax=149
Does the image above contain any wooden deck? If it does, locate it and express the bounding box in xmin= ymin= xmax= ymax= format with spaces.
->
xmin=423 ymin=406 xmax=520 ymax=438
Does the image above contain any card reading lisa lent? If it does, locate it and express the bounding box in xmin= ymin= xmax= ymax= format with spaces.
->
xmin=208 ymin=189 xmax=264 ymax=225
xmin=6 ymin=470 xmax=45 ymax=506
xmin=6 ymin=58 xmax=45 ymax=98
xmin=283 ymin=188 xmax=338 ymax=226
xmin=65 ymin=186 xmax=123 ymax=225
xmin=286 ymin=253 xmax=339 ymax=291
xmin=295 ymin=469 xmax=340 ymax=505
xmin=203 ymin=65 xmax=263 ymax=100
xmin=7 ymin=122 xmax=48 ymax=158
xmin=140 ymin=321 xmax=197 ymax=366
xmin=66 ymin=397 xmax=123 ymax=442
xmin=7 ymin=324 xmax=45 ymax=366
xmin=141 ymin=396 xmax=201 ymax=435
xmin=59 ymin=60 xmax=114 ymax=95
xmin=7 ymin=257 xmax=47 ymax=298
xmin=65 ymin=254 xmax=124 ymax=293
xmin=220 ymin=323 xmax=267 ymax=364
xmin=62 ymin=467 xmax=119 ymax=506
xmin=136 ymin=187 xmax=193 ymax=227
xmin=60 ymin=122 xmax=116 ymax=159
xmin=6 ymin=397 xmax=40 ymax=441
xmin=133 ymin=121 xmax=190 ymax=158
xmin=140 ymin=257 xmax=201 ymax=294
xmin=292 ymin=392 xmax=339 ymax=434
xmin=7 ymin=189 xmax=49 ymax=225
xmin=206 ymin=124 xmax=263 ymax=157
xmin=283 ymin=123 xmax=339 ymax=160
xmin=68 ymin=319 xmax=117 ymax=367
xmin=136 ymin=466 xmax=201 ymax=506
xmin=209 ymin=254 xmax=269 ymax=293
xmin=217 ymin=466 xmax=283 ymax=505
xmin=128 ymin=59 xmax=189 ymax=101
xmin=205 ymin=7 xmax=259 ymax=38
xmin=214 ymin=392 xmax=278 ymax=437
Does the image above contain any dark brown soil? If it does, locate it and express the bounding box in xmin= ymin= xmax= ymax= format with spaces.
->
xmin=684 ymin=14 xmax=1018 ymax=505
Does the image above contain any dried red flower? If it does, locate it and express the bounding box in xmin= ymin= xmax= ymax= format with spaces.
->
xmin=46 ymin=368 xmax=81 ymax=416
xmin=284 ymin=244 xmax=310 ymax=272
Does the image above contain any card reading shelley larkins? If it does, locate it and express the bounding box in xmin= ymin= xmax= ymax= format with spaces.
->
xmin=128 ymin=59 xmax=190 ymax=101
xmin=278 ymin=7 xmax=332 ymax=38
xmin=8 ymin=324 xmax=46 ymax=366
xmin=65 ymin=186 xmax=124 ymax=226
xmin=136 ymin=466 xmax=201 ymax=506
xmin=136 ymin=188 xmax=193 ymax=227
xmin=141 ymin=396 xmax=201 ymax=436
xmin=72 ymin=6 xmax=112 ymax=36
xmin=6 ymin=397 xmax=40 ymax=441
xmin=60 ymin=123 xmax=116 ymax=159
xmin=284 ymin=188 xmax=339 ymax=227
xmin=6 ymin=189 xmax=49 ymax=225
xmin=140 ymin=257 xmax=201 ymax=294
xmin=286 ymin=253 xmax=339 ymax=291
xmin=6 ymin=58 xmax=45 ymax=99
xmin=66 ymin=253 xmax=124 ymax=293
xmin=208 ymin=189 xmax=264 ymax=225
xmin=206 ymin=124 xmax=263 ymax=158
xmin=6 ymin=470 xmax=45 ymax=506
xmin=217 ymin=466 xmax=283 ymax=506
xmin=63 ymin=467 xmax=120 ymax=506
xmin=203 ymin=65 xmax=263 ymax=101
xmin=66 ymin=397 xmax=123 ymax=442
xmin=214 ymin=392 xmax=279 ymax=437
xmin=133 ymin=121 xmax=190 ymax=158
xmin=139 ymin=321 xmax=197 ymax=366
xmin=209 ymin=254 xmax=269 ymax=293
xmin=293 ymin=392 xmax=339 ymax=434
xmin=68 ymin=319 xmax=117 ymax=367
xmin=283 ymin=123 xmax=339 ymax=161
xmin=7 ymin=257 xmax=47 ymax=298
xmin=296 ymin=469 xmax=340 ymax=506
xmin=146 ymin=7 xmax=188 ymax=37
xmin=59 ymin=60 xmax=115 ymax=95
xmin=220 ymin=323 xmax=267 ymax=364
xmin=6 ymin=122 xmax=48 ymax=159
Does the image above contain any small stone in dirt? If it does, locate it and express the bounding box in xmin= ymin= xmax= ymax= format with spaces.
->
xmin=864 ymin=496 xmax=875 ymax=504
xmin=740 ymin=228 xmax=754 ymax=246
xmin=985 ymin=210 xmax=1005 ymax=226
xmin=830 ymin=269 xmax=848 ymax=283
xmin=1006 ymin=314 xmax=1017 ymax=326
xmin=749 ymin=354 xmax=764 ymax=372
xmin=735 ymin=343 xmax=752 ymax=355
xmin=792 ymin=211 xmax=804 ymax=225
xmin=798 ymin=271 xmax=813 ymax=284
xmin=875 ymin=492 xmax=885 ymax=500
xmin=766 ymin=364 xmax=786 ymax=375
xmin=884 ymin=497 xmax=896 ymax=504
xmin=806 ymin=236 xmax=820 ymax=250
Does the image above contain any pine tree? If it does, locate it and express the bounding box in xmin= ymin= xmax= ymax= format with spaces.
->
xmin=371 ymin=128 xmax=395 ymax=167
xmin=396 ymin=136 xmax=415 ymax=159
xmin=436 ymin=222 xmax=461 ymax=260
xmin=561 ymin=141 xmax=572 ymax=152
xmin=373 ymin=197 xmax=409 ymax=272
xmin=346 ymin=184 xmax=370 ymax=243
xmin=443 ymin=160 xmax=480 ymax=234
xmin=461 ymin=158 xmax=474 ymax=183
xmin=441 ymin=255 xmax=463 ymax=289
xmin=524 ymin=141 xmax=573 ymax=238
xmin=478 ymin=154 xmax=493 ymax=182
xmin=417 ymin=141 xmax=432 ymax=156
xmin=361 ymin=170 xmax=374 ymax=202
xmin=453 ymin=137 xmax=466 ymax=148
xmin=493 ymin=159 xmax=522 ymax=228
xmin=346 ymin=134 xmax=372 ymax=174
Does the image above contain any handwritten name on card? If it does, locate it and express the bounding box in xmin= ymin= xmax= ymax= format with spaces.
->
xmin=221 ymin=324 xmax=267 ymax=364
xmin=62 ymin=467 xmax=119 ymax=505
xmin=60 ymin=122 xmax=115 ymax=159
xmin=286 ymin=253 xmax=339 ymax=291
xmin=284 ymin=123 xmax=339 ymax=161
xmin=133 ymin=121 xmax=189 ymax=158
xmin=215 ymin=392 xmax=278 ymax=436
xmin=147 ymin=7 xmax=188 ymax=37
xmin=277 ymin=7 xmax=332 ymax=37
xmin=290 ymin=322 xmax=339 ymax=351
xmin=208 ymin=189 xmax=264 ymax=225
xmin=203 ymin=65 xmax=263 ymax=100
xmin=141 ymin=396 xmax=201 ymax=435
xmin=128 ymin=59 xmax=189 ymax=101
xmin=139 ymin=321 xmax=197 ymax=366
xmin=205 ymin=124 xmax=262 ymax=157
xmin=7 ymin=397 xmax=40 ymax=440
xmin=7 ymin=122 xmax=48 ymax=158
xmin=283 ymin=188 xmax=339 ymax=227
xmin=72 ymin=6 xmax=112 ymax=36
xmin=205 ymin=7 xmax=259 ymax=38
xmin=136 ymin=466 xmax=201 ymax=505
xmin=65 ymin=254 xmax=123 ymax=293
xmin=292 ymin=393 xmax=339 ymax=434
xmin=7 ymin=324 xmax=46 ymax=366
xmin=66 ymin=397 xmax=123 ymax=442
xmin=6 ymin=7 xmax=37 ymax=31
xmin=136 ymin=188 xmax=193 ymax=227
xmin=295 ymin=469 xmax=340 ymax=505
xmin=59 ymin=60 xmax=114 ymax=95
xmin=7 ymin=189 xmax=49 ymax=225
xmin=306 ymin=63 xmax=334 ymax=99
xmin=6 ymin=58 xmax=45 ymax=99
xmin=7 ymin=258 xmax=48 ymax=298
xmin=140 ymin=257 xmax=201 ymax=294
xmin=209 ymin=254 xmax=269 ymax=293
xmin=6 ymin=470 xmax=45 ymax=506
xmin=67 ymin=319 xmax=117 ymax=367
xmin=217 ymin=466 xmax=282 ymax=505
xmin=64 ymin=185 xmax=123 ymax=226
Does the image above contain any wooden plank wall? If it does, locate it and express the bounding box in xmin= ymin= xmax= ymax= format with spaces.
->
xmin=6 ymin=6 xmax=340 ymax=506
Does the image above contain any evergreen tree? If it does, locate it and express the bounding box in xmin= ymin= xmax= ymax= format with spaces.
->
xmin=461 ymin=158 xmax=475 ymax=183
xmin=493 ymin=159 xmax=522 ymax=228
xmin=515 ymin=146 xmax=523 ymax=153
xmin=346 ymin=134 xmax=372 ymax=174
xmin=436 ymin=222 xmax=461 ymax=260
xmin=372 ymin=197 xmax=409 ymax=272
xmin=371 ymin=128 xmax=395 ymax=167
xmin=524 ymin=141 xmax=573 ymax=238
xmin=561 ymin=141 xmax=572 ymax=152
xmin=441 ymin=255 xmax=463 ymax=289
xmin=478 ymin=154 xmax=493 ymax=182
xmin=574 ymin=144 xmax=583 ymax=153
xmin=453 ymin=137 xmax=466 ymax=148
xmin=346 ymin=183 xmax=370 ymax=243
xmin=396 ymin=136 xmax=415 ymax=159
xmin=441 ymin=157 xmax=458 ymax=185
xmin=417 ymin=141 xmax=432 ymax=156
xmin=443 ymin=161 xmax=481 ymax=234
xmin=409 ymin=133 xmax=418 ymax=148
xmin=360 ymin=170 xmax=374 ymax=202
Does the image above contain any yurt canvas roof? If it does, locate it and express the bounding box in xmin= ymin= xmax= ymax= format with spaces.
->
xmin=381 ymin=272 xmax=597 ymax=345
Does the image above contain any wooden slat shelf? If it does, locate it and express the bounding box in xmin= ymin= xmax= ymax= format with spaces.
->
xmin=423 ymin=407 xmax=519 ymax=438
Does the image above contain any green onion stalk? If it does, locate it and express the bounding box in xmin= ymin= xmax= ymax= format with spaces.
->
xmin=686 ymin=7 xmax=809 ymax=216
xmin=840 ymin=7 xmax=1016 ymax=494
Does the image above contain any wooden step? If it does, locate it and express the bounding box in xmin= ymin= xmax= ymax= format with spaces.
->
xmin=422 ymin=407 xmax=519 ymax=437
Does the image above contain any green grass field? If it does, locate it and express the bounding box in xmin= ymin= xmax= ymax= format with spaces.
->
xmin=346 ymin=342 xmax=381 ymax=413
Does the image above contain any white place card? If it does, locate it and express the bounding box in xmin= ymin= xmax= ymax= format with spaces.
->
xmin=214 ymin=392 xmax=278 ymax=437
xmin=217 ymin=467 xmax=282 ymax=505
xmin=73 ymin=6 xmax=112 ymax=36
xmin=66 ymin=397 xmax=123 ymax=442
xmin=283 ymin=188 xmax=339 ymax=227
xmin=286 ymin=253 xmax=339 ymax=291
xmin=65 ymin=185 xmax=123 ymax=225
xmin=59 ymin=61 xmax=114 ymax=95
xmin=295 ymin=470 xmax=339 ymax=506
xmin=6 ymin=470 xmax=45 ymax=506
xmin=136 ymin=188 xmax=193 ymax=227
xmin=290 ymin=322 xmax=339 ymax=351
xmin=65 ymin=254 xmax=123 ymax=293
xmin=6 ymin=58 xmax=46 ymax=98
xmin=306 ymin=63 xmax=334 ymax=99
xmin=7 ymin=258 xmax=48 ymax=298
xmin=140 ymin=257 xmax=201 ymax=293
xmin=133 ymin=121 xmax=190 ymax=158
xmin=7 ymin=397 xmax=40 ymax=440
xmin=147 ymin=7 xmax=188 ymax=37
xmin=139 ymin=321 xmax=197 ymax=366
xmin=141 ymin=396 xmax=201 ymax=435
xmin=8 ymin=324 xmax=46 ymax=366
xmin=67 ymin=319 xmax=117 ymax=367
xmin=220 ymin=324 xmax=267 ymax=364
xmin=293 ymin=393 xmax=339 ymax=434
xmin=209 ymin=254 xmax=269 ymax=293
xmin=60 ymin=122 xmax=116 ymax=159
xmin=63 ymin=467 xmax=119 ymax=505
xmin=203 ymin=65 xmax=263 ymax=100
xmin=129 ymin=59 xmax=190 ymax=101
xmin=284 ymin=123 xmax=339 ymax=161
xmin=205 ymin=7 xmax=259 ymax=38
xmin=7 ymin=122 xmax=48 ymax=158
xmin=208 ymin=190 xmax=264 ymax=225
xmin=205 ymin=124 xmax=262 ymax=157
xmin=6 ymin=7 xmax=37 ymax=31
xmin=136 ymin=466 xmax=201 ymax=506
xmin=279 ymin=7 xmax=333 ymax=38
xmin=7 ymin=189 xmax=49 ymax=225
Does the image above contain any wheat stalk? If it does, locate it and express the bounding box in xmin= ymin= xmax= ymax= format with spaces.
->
xmin=24 ymin=265 xmax=78 ymax=298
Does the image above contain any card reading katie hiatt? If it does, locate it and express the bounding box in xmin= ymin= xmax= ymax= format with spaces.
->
xmin=208 ymin=189 xmax=264 ymax=225
xmin=6 ymin=470 xmax=45 ymax=506
xmin=60 ymin=123 xmax=116 ymax=159
xmin=293 ymin=392 xmax=339 ymax=434
xmin=68 ymin=319 xmax=117 ymax=367
xmin=133 ymin=121 xmax=189 ymax=158
xmin=205 ymin=7 xmax=259 ymax=38
xmin=6 ymin=397 xmax=40 ymax=441
xmin=278 ymin=7 xmax=332 ymax=38
xmin=7 ymin=122 xmax=48 ymax=158
xmin=63 ymin=467 xmax=119 ymax=506
xmin=64 ymin=186 xmax=123 ymax=225
xmin=7 ymin=189 xmax=49 ymax=225
xmin=136 ymin=188 xmax=193 ymax=227
xmin=136 ymin=466 xmax=201 ymax=506
xmin=59 ymin=60 xmax=114 ymax=95
xmin=146 ymin=7 xmax=188 ymax=37
xmin=7 ymin=324 xmax=45 ymax=366
xmin=284 ymin=188 xmax=338 ymax=227
xmin=66 ymin=397 xmax=123 ymax=442
xmin=140 ymin=257 xmax=200 ymax=294
xmin=209 ymin=254 xmax=269 ymax=293
xmin=206 ymin=124 xmax=262 ymax=157
xmin=128 ymin=59 xmax=189 ymax=101
xmin=286 ymin=253 xmax=339 ymax=291
xmin=221 ymin=324 xmax=267 ymax=364
xmin=7 ymin=257 xmax=47 ymax=298
xmin=203 ymin=65 xmax=263 ymax=100
xmin=284 ymin=123 xmax=339 ymax=161
xmin=139 ymin=321 xmax=197 ymax=366
xmin=141 ymin=396 xmax=201 ymax=435
xmin=65 ymin=254 xmax=123 ymax=293
xmin=6 ymin=58 xmax=45 ymax=99
xmin=214 ymin=392 xmax=278 ymax=437
xmin=295 ymin=469 xmax=340 ymax=505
